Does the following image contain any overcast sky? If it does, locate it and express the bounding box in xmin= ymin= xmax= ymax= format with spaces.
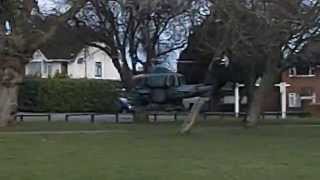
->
xmin=38 ymin=0 xmax=56 ymax=11
xmin=38 ymin=0 xmax=68 ymax=14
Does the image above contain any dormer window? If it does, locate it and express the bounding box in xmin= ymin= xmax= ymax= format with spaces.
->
xmin=289 ymin=66 xmax=315 ymax=77
xmin=77 ymin=57 xmax=85 ymax=64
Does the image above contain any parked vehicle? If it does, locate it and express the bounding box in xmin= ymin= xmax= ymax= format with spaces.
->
xmin=115 ymin=97 xmax=134 ymax=113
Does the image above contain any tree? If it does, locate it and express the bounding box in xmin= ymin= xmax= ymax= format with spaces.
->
xmin=0 ymin=0 xmax=85 ymax=127
xmin=185 ymin=0 xmax=320 ymax=126
xmin=239 ymin=0 xmax=320 ymax=126
xmin=74 ymin=0 xmax=207 ymax=89
xmin=181 ymin=0 xmax=272 ymax=113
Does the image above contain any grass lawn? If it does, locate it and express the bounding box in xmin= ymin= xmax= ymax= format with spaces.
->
xmin=1 ymin=120 xmax=320 ymax=180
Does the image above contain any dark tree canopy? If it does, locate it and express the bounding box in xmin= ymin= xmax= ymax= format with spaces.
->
xmin=180 ymin=0 xmax=320 ymax=126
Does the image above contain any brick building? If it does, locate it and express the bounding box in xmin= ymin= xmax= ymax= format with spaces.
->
xmin=178 ymin=38 xmax=320 ymax=116
xmin=282 ymin=65 xmax=320 ymax=116
xmin=178 ymin=59 xmax=320 ymax=116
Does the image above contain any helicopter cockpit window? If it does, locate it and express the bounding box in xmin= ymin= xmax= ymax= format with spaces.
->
xmin=166 ymin=75 xmax=176 ymax=87
xmin=178 ymin=76 xmax=186 ymax=86
xmin=146 ymin=75 xmax=167 ymax=88
xmin=134 ymin=77 xmax=145 ymax=88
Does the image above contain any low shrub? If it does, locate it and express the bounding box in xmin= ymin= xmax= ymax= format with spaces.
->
xmin=18 ymin=78 xmax=120 ymax=113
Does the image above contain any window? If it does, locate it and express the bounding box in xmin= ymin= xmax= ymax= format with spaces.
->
xmin=289 ymin=66 xmax=315 ymax=77
xmin=43 ymin=62 xmax=47 ymax=73
xmin=95 ymin=62 xmax=102 ymax=77
xmin=27 ymin=62 xmax=42 ymax=77
xmin=288 ymin=93 xmax=301 ymax=108
xmin=134 ymin=77 xmax=145 ymax=88
xmin=223 ymin=96 xmax=235 ymax=104
xmin=33 ymin=51 xmax=43 ymax=59
xmin=166 ymin=75 xmax=176 ymax=87
xmin=77 ymin=57 xmax=84 ymax=64
xmin=301 ymin=87 xmax=313 ymax=96
xmin=300 ymin=87 xmax=317 ymax=104
xmin=178 ymin=76 xmax=186 ymax=86
xmin=48 ymin=64 xmax=52 ymax=75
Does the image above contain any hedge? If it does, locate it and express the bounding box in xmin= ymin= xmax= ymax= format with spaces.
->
xmin=18 ymin=79 xmax=120 ymax=113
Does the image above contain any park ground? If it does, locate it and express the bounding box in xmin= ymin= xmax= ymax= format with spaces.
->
xmin=1 ymin=119 xmax=320 ymax=180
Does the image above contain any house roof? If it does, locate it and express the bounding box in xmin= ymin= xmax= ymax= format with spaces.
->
xmin=39 ymin=27 xmax=84 ymax=59
xmin=39 ymin=24 xmax=103 ymax=59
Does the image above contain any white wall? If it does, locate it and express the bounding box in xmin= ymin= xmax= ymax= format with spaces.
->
xmin=68 ymin=47 xmax=121 ymax=80
xmin=26 ymin=50 xmax=65 ymax=78
xmin=28 ymin=48 xmax=121 ymax=81
xmin=68 ymin=49 xmax=86 ymax=78
xmin=25 ymin=62 xmax=42 ymax=77
xmin=26 ymin=50 xmax=47 ymax=78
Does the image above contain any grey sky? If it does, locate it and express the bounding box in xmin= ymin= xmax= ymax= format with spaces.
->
xmin=38 ymin=0 xmax=69 ymax=14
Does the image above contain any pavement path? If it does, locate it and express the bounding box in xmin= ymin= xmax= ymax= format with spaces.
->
xmin=0 ymin=130 xmax=130 ymax=135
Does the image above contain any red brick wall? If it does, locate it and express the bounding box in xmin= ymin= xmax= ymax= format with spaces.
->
xmin=282 ymin=68 xmax=320 ymax=114
xmin=305 ymin=104 xmax=320 ymax=117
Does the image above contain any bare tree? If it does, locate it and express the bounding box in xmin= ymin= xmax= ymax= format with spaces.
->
xmin=0 ymin=0 xmax=85 ymax=127
xmin=242 ymin=0 xmax=320 ymax=126
xmin=187 ymin=0 xmax=320 ymax=126
xmin=74 ymin=0 xmax=204 ymax=89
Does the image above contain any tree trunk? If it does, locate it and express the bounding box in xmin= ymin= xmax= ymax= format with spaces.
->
xmin=246 ymin=86 xmax=264 ymax=127
xmin=243 ymin=72 xmax=258 ymax=122
xmin=0 ymin=57 xmax=24 ymax=127
xmin=0 ymin=85 xmax=19 ymax=127
xmin=111 ymin=54 xmax=134 ymax=90
xmin=246 ymin=60 xmax=280 ymax=127
xmin=120 ymin=64 xmax=134 ymax=90
xmin=144 ymin=44 xmax=157 ymax=73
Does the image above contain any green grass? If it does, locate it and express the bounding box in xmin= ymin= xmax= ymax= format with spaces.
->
xmin=1 ymin=120 xmax=320 ymax=180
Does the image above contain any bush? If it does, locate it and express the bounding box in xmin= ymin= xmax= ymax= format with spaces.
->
xmin=18 ymin=79 xmax=120 ymax=113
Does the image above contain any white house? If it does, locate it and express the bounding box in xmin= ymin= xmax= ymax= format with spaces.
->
xmin=25 ymin=50 xmax=69 ymax=78
xmin=26 ymin=47 xmax=121 ymax=81
xmin=68 ymin=46 xmax=120 ymax=80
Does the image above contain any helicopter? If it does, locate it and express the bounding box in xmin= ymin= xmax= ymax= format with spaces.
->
xmin=130 ymin=67 xmax=212 ymax=111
